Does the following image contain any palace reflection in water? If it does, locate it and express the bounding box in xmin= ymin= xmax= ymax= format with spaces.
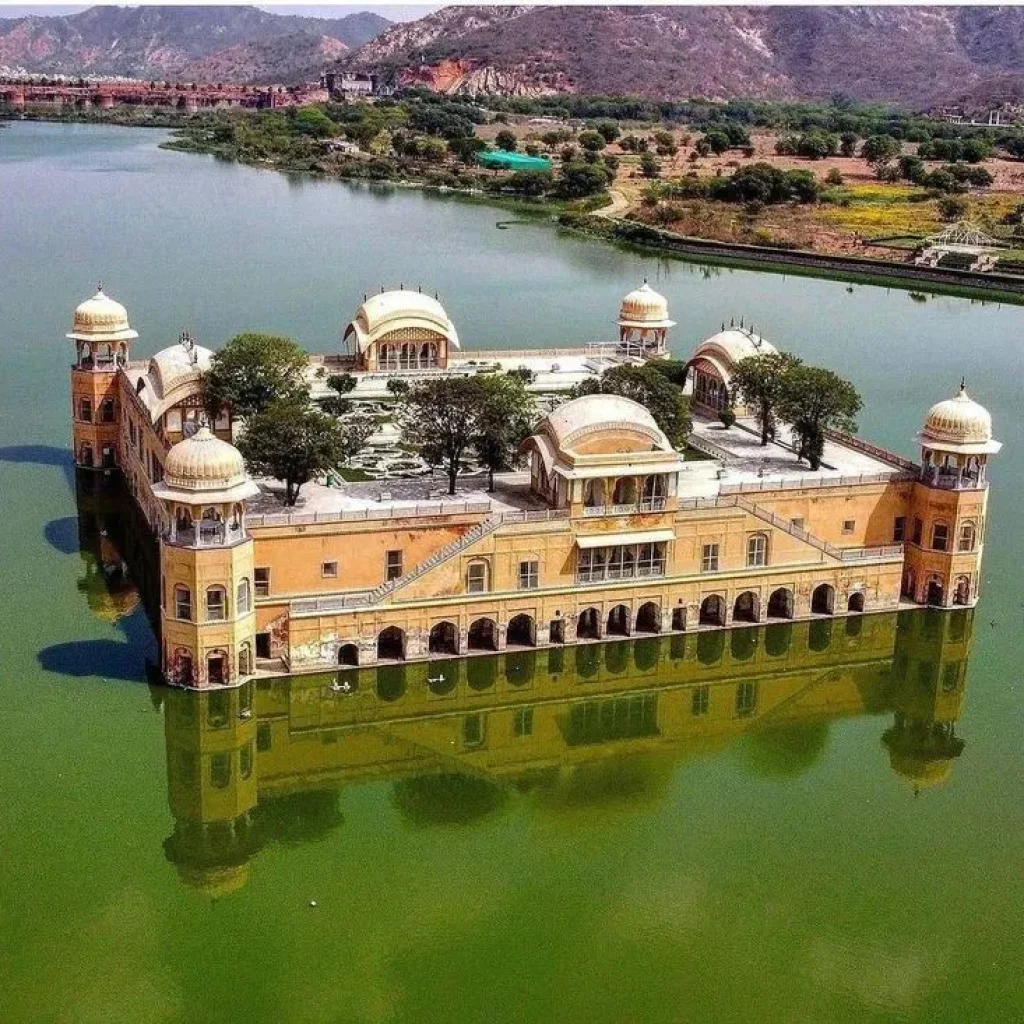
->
xmin=160 ymin=610 xmax=972 ymax=897
xmin=65 ymin=481 xmax=974 ymax=899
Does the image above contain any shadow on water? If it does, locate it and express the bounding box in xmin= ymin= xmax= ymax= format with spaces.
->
xmin=44 ymin=515 xmax=80 ymax=554
xmin=0 ymin=444 xmax=76 ymax=491
xmin=37 ymin=604 xmax=158 ymax=682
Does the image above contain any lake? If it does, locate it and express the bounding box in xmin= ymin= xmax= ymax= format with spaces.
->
xmin=0 ymin=120 xmax=1022 ymax=1023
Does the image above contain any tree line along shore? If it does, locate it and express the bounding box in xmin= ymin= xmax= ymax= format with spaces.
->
xmin=11 ymin=89 xmax=1024 ymax=284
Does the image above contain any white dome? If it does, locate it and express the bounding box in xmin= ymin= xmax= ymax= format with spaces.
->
xmin=921 ymin=385 xmax=1000 ymax=453
xmin=618 ymin=282 xmax=674 ymax=328
xmin=67 ymin=287 xmax=139 ymax=343
xmin=694 ymin=327 xmax=777 ymax=368
xmin=543 ymin=394 xmax=671 ymax=451
xmin=344 ymin=288 xmax=460 ymax=355
xmin=164 ymin=427 xmax=247 ymax=492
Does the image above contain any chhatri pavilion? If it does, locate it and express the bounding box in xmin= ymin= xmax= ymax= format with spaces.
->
xmin=67 ymin=283 xmax=999 ymax=688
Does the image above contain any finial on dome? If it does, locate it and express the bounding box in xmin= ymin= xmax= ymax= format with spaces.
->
xmin=740 ymin=316 xmax=745 ymax=329
xmin=730 ymin=316 xmax=734 ymax=327
xmin=399 ymin=282 xmax=404 ymax=290
xmin=959 ymin=376 xmax=967 ymax=394
xmin=96 ymin=280 xmax=104 ymax=294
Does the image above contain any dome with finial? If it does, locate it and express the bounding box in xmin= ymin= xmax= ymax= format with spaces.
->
xmin=692 ymin=324 xmax=777 ymax=368
xmin=920 ymin=384 xmax=1001 ymax=454
xmin=618 ymin=281 xmax=674 ymax=329
xmin=344 ymin=288 xmax=459 ymax=355
xmin=163 ymin=428 xmax=250 ymax=493
xmin=67 ymin=286 xmax=139 ymax=343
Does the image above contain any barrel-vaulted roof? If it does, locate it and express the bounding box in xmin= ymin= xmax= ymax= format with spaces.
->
xmin=343 ymin=290 xmax=460 ymax=355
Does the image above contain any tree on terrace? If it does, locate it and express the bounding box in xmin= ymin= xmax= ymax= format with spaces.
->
xmin=730 ymin=352 xmax=803 ymax=445
xmin=238 ymin=401 xmax=373 ymax=506
xmin=777 ymin=366 xmax=861 ymax=471
xmin=202 ymin=332 xmax=310 ymax=420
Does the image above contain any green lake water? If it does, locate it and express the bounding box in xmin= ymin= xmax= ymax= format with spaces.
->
xmin=1 ymin=121 xmax=1022 ymax=1023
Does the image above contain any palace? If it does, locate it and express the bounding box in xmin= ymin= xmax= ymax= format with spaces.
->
xmin=66 ymin=284 xmax=1000 ymax=689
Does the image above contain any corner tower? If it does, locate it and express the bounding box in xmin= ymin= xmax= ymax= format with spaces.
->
xmin=153 ymin=428 xmax=260 ymax=688
xmin=68 ymin=287 xmax=138 ymax=470
xmin=904 ymin=385 xmax=1001 ymax=607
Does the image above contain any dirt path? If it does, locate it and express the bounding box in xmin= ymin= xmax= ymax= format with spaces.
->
xmin=595 ymin=188 xmax=630 ymax=219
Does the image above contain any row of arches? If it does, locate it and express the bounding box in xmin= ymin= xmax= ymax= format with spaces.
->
xmin=169 ymin=641 xmax=253 ymax=686
xmin=354 ymin=586 xmax=863 ymax=665
xmin=377 ymin=340 xmax=441 ymax=371
xmin=901 ymin=570 xmax=972 ymax=607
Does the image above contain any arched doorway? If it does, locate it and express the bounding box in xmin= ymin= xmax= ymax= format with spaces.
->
xmin=507 ymin=614 xmax=536 ymax=648
xmin=811 ymin=584 xmax=835 ymax=615
xmin=577 ymin=607 xmax=600 ymax=640
xmin=338 ymin=643 xmax=359 ymax=667
xmin=428 ymin=621 xmax=458 ymax=655
xmin=671 ymin=606 xmax=687 ymax=631
xmin=767 ymin=588 xmax=794 ymax=619
xmin=606 ymin=604 xmax=630 ymax=637
xmin=847 ymin=591 xmax=865 ymax=613
xmin=635 ymin=601 xmax=661 ymax=634
xmin=612 ymin=477 xmax=638 ymax=506
xmin=377 ymin=626 xmax=406 ymax=661
xmin=467 ymin=618 xmax=497 ymax=651
xmin=207 ymin=650 xmax=227 ymax=686
xmin=953 ymin=576 xmax=971 ymax=606
xmin=733 ymin=591 xmax=760 ymax=623
xmin=926 ymin=578 xmax=944 ymax=607
xmin=699 ymin=595 xmax=725 ymax=627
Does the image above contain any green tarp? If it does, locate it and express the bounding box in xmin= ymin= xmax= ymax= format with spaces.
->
xmin=477 ymin=150 xmax=553 ymax=172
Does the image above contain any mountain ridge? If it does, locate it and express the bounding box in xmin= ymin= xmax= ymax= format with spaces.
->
xmin=342 ymin=5 xmax=1024 ymax=107
xmin=0 ymin=5 xmax=390 ymax=83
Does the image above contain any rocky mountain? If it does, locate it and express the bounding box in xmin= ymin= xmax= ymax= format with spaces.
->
xmin=0 ymin=5 xmax=390 ymax=83
xmin=343 ymin=5 xmax=1024 ymax=107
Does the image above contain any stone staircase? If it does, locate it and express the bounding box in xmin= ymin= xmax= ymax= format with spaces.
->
xmin=365 ymin=513 xmax=506 ymax=604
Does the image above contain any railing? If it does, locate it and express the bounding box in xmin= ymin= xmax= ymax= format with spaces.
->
xmin=247 ymin=500 xmax=492 ymax=528
xmin=577 ymin=563 xmax=666 ymax=584
xmin=920 ymin=467 xmax=986 ymax=491
xmin=291 ymin=592 xmax=376 ymax=616
xmin=837 ymin=544 xmax=904 ymax=562
xmin=823 ymin=428 xmax=920 ymax=472
xmin=165 ymin=524 xmax=245 ymax=548
xmin=718 ymin=470 xmax=916 ymax=494
xmin=582 ymin=498 xmax=667 ymax=516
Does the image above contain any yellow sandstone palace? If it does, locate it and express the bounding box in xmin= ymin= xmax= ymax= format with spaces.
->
xmin=67 ymin=284 xmax=1000 ymax=689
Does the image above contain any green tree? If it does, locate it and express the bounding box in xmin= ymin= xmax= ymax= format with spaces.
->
xmin=938 ymin=195 xmax=968 ymax=221
xmin=397 ymin=377 xmax=486 ymax=494
xmin=839 ymin=131 xmax=859 ymax=157
xmin=640 ymin=152 xmax=661 ymax=178
xmin=860 ymin=134 xmax=901 ymax=165
xmin=238 ymin=401 xmax=372 ymax=506
xmin=777 ymin=366 xmax=861 ymax=471
xmin=701 ymin=129 xmax=731 ymax=154
xmin=569 ymin=365 xmax=691 ymax=449
xmin=293 ymin=107 xmax=340 ymax=138
xmin=730 ymin=352 xmax=803 ymax=445
xmin=554 ymin=161 xmax=609 ymax=198
xmin=202 ymin=333 xmax=310 ymax=420
xmin=495 ymin=129 xmax=517 ymax=152
xmin=474 ymin=373 xmax=536 ymax=491
xmin=322 ymin=372 xmax=357 ymax=415
xmin=594 ymin=120 xmax=621 ymax=143
xmin=578 ymin=130 xmax=606 ymax=152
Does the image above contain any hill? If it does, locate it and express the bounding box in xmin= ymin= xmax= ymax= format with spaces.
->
xmin=343 ymin=5 xmax=1024 ymax=106
xmin=0 ymin=5 xmax=390 ymax=84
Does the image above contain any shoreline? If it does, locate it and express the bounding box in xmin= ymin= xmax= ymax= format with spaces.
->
xmin=10 ymin=110 xmax=1024 ymax=303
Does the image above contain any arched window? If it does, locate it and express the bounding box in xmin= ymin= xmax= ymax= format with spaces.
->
xmin=79 ymin=443 xmax=94 ymax=468
xmin=958 ymin=521 xmax=976 ymax=552
xmin=237 ymin=578 xmax=251 ymax=614
xmin=206 ymin=585 xmax=227 ymax=622
xmin=174 ymin=584 xmax=192 ymax=621
xmin=238 ymin=642 xmax=252 ymax=676
xmin=466 ymin=560 xmax=489 ymax=594
xmin=931 ymin=520 xmax=949 ymax=552
xmin=953 ymin=575 xmax=971 ymax=606
xmin=78 ymin=397 xmax=92 ymax=422
xmin=746 ymin=533 xmax=768 ymax=568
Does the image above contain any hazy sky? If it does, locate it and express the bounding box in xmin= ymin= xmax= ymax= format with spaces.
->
xmin=0 ymin=4 xmax=439 ymax=19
